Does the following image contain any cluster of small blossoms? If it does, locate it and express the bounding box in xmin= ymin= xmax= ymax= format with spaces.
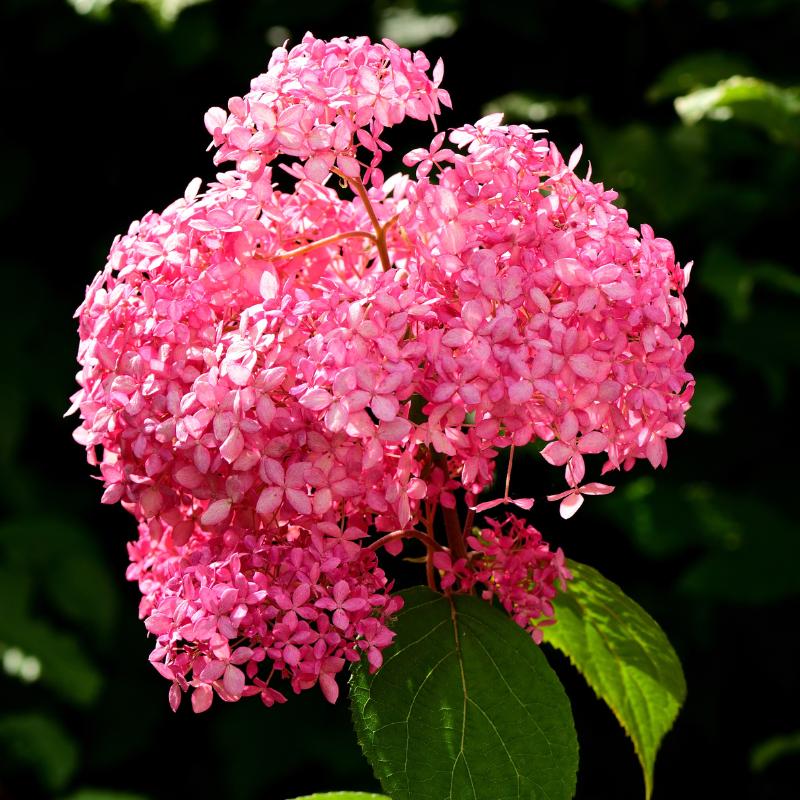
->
xmin=207 ymin=32 xmax=450 ymax=188
xmin=434 ymin=515 xmax=571 ymax=644
xmin=398 ymin=119 xmax=694 ymax=504
xmin=128 ymin=518 xmax=400 ymax=712
xmin=70 ymin=33 xmax=693 ymax=712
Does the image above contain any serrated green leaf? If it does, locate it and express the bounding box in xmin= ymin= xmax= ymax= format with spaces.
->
xmin=287 ymin=793 xmax=390 ymax=800
xmin=542 ymin=561 xmax=685 ymax=799
xmin=675 ymin=76 xmax=800 ymax=143
xmin=350 ymin=586 xmax=578 ymax=800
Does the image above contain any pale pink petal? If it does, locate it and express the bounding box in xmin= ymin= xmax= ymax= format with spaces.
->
xmin=139 ymin=487 xmax=163 ymax=519
xmin=471 ymin=498 xmax=506 ymax=512
xmin=286 ymin=461 xmax=311 ymax=487
xmin=200 ymin=660 xmax=227 ymax=684
xmin=646 ymin=436 xmax=664 ymax=468
xmin=226 ymin=363 xmax=251 ymax=387
xmin=319 ymin=671 xmax=339 ymax=704
xmin=169 ymin=684 xmax=182 ymax=712
xmin=602 ymin=282 xmax=635 ymax=300
xmin=511 ymin=498 xmax=534 ymax=510
xmin=223 ymin=664 xmax=245 ymax=697
xmin=256 ymin=487 xmax=282 ymax=515
xmin=541 ymin=441 xmax=573 ymax=466
xmin=201 ymin=498 xmax=232 ymax=526
xmin=441 ymin=328 xmax=472 ymax=348
xmin=560 ymin=492 xmax=584 ymax=519
xmin=580 ymin=482 xmax=615 ymax=496
xmin=569 ymin=354 xmax=597 ymax=379
xmin=285 ymin=488 xmax=312 ymax=515
xmin=313 ymin=487 xmax=333 ymax=515
xmin=577 ymin=431 xmax=608 ymax=454
xmin=300 ymin=388 xmax=334 ymax=411
xmin=304 ymin=152 xmax=335 ymax=183
xmin=371 ymin=394 xmax=399 ymax=422
xmin=325 ymin=401 xmax=349 ymax=432
xmin=192 ymin=684 xmax=213 ymax=713
xmin=175 ymin=466 xmax=204 ymax=489
xmin=261 ymin=457 xmax=285 ymax=486
xmin=336 ymin=154 xmax=361 ymax=178
xmin=259 ymin=270 xmax=279 ymax=300
xmin=220 ymin=427 xmax=244 ymax=463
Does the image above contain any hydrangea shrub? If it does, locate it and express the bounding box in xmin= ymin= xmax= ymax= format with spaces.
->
xmin=71 ymin=33 xmax=692 ymax=798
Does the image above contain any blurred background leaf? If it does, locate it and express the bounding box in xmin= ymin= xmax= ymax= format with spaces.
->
xmin=751 ymin=729 xmax=800 ymax=773
xmin=675 ymin=75 xmax=800 ymax=144
xmin=0 ymin=713 xmax=79 ymax=792
xmin=59 ymin=791 xmax=151 ymax=800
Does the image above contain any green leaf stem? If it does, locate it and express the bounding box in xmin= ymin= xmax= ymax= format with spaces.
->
xmin=542 ymin=561 xmax=686 ymax=799
xmin=350 ymin=587 xmax=578 ymax=800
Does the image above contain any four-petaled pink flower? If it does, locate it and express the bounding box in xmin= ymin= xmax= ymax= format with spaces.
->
xmin=256 ymin=459 xmax=311 ymax=515
xmin=547 ymin=482 xmax=615 ymax=519
xmin=315 ymin=581 xmax=370 ymax=630
xmin=403 ymin=131 xmax=454 ymax=178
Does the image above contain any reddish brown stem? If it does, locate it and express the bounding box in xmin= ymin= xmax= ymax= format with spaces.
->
xmin=433 ymin=454 xmax=468 ymax=562
xmin=376 ymin=213 xmax=400 ymax=272
xmin=426 ymin=547 xmax=437 ymax=592
xmin=267 ymin=230 xmax=377 ymax=260
xmin=462 ymin=507 xmax=475 ymax=539
xmin=332 ymin=169 xmax=393 ymax=271
xmin=368 ymin=528 xmax=445 ymax=553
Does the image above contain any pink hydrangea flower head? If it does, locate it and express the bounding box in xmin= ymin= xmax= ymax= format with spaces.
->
xmin=71 ymin=33 xmax=692 ymax=711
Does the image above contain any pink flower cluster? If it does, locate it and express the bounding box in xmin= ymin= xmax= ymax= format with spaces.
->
xmin=70 ymin=33 xmax=693 ymax=712
xmin=129 ymin=519 xmax=400 ymax=712
xmin=206 ymin=32 xmax=450 ymax=188
xmin=434 ymin=515 xmax=572 ymax=644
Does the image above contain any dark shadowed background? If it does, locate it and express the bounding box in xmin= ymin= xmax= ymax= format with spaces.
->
xmin=1 ymin=0 xmax=799 ymax=798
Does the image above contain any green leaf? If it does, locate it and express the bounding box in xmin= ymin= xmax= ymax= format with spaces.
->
xmin=286 ymin=794 xmax=390 ymax=800
xmin=684 ymin=373 xmax=732 ymax=434
xmin=542 ymin=561 xmax=685 ymax=800
xmin=67 ymin=0 xmax=211 ymax=27
xmin=646 ymin=51 xmax=753 ymax=103
xmin=0 ymin=713 xmax=79 ymax=791
xmin=750 ymin=729 xmax=800 ymax=773
xmin=675 ymin=76 xmax=800 ymax=144
xmin=0 ymin=516 xmax=120 ymax=641
xmin=350 ymin=586 xmax=578 ymax=800
xmin=0 ymin=568 xmax=103 ymax=705
xmin=599 ymin=0 xmax=648 ymax=9
xmin=60 ymin=792 xmax=151 ymax=800
xmin=481 ymin=92 xmax=588 ymax=124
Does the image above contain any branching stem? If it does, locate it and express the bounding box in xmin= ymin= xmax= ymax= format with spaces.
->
xmin=267 ymin=230 xmax=377 ymax=260
xmin=368 ymin=528 xmax=445 ymax=553
xmin=332 ymin=169 xmax=394 ymax=271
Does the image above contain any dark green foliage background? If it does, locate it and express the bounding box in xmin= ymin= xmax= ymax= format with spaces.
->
xmin=0 ymin=0 xmax=798 ymax=797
